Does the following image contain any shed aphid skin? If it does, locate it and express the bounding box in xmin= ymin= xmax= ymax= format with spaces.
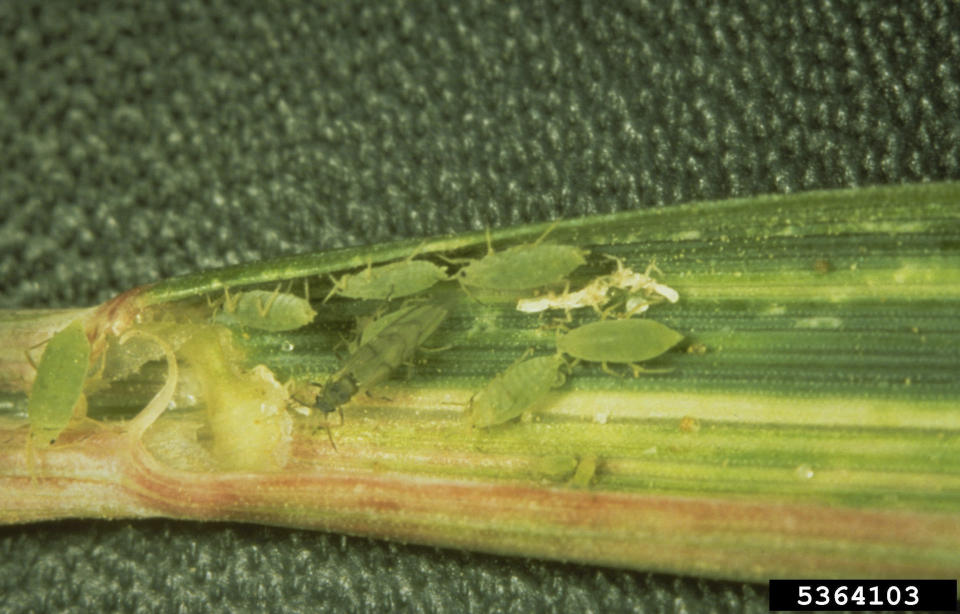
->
xmin=467 ymin=352 xmax=567 ymax=428
xmin=310 ymin=302 xmax=449 ymax=443
xmin=324 ymin=243 xmax=449 ymax=303
xmin=557 ymin=319 xmax=684 ymax=376
xmin=27 ymin=319 xmax=92 ymax=449
xmin=452 ymin=222 xmax=588 ymax=296
xmin=213 ymin=285 xmax=317 ymax=332
xmin=120 ymin=329 xmax=179 ymax=442
xmin=516 ymin=256 xmax=678 ymax=318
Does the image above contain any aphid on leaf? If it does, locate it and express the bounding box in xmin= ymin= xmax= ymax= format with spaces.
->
xmin=557 ymin=319 xmax=684 ymax=376
xmin=27 ymin=319 xmax=91 ymax=448
xmin=213 ymin=285 xmax=316 ymax=332
xmin=309 ymin=302 xmax=449 ymax=444
xmin=324 ymin=244 xmax=449 ymax=302
xmin=452 ymin=223 xmax=587 ymax=296
xmin=349 ymin=302 xmax=422 ymax=352
xmin=467 ymin=352 xmax=567 ymax=428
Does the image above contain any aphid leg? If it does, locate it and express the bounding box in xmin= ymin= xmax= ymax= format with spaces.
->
xmin=601 ymin=361 xmax=628 ymax=378
xmin=457 ymin=281 xmax=482 ymax=304
xmin=629 ymin=363 xmax=673 ymax=377
xmin=303 ymin=278 xmax=311 ymax=302
xmin=206 ymin=290 xmax=227 ymax=319
xmin=24 ymin=336 xmax=52 ymax=370
xmin=484 ymin=227 xmax=495 ymax=255
xmin=255 ymin=284 xmax=283 ymax=318
xmin=222 ymin=286 xmax=241 ymax=313
xmin=535 ymin=316 xmax=568 ymax=334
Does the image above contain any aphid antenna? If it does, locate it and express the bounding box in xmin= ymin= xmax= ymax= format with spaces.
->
xmin=294 ymin=387 xmax=343 ymax=452
xmin=483 ymin=227 xmax=495 ymax=255
xmin=483 ymin=219 xmax=561 ymax=255
xmin=404 ymin=239 xmax=429 ymax=261
xmin=528 ymin=219 xmax=561 ymax=247
xmin=24 ymin=348 xmax=40 ymax=371
xmin=313 ymin=420 xmax=338 ymax=452
xmin=322 ymin=273 xmax=345 ymax=303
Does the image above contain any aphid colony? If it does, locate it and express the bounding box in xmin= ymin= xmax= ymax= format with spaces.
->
xmin=202 ymin=224 xmax=683 ymax=440
xmin=25 ymin=223 xmax=683 ymax=467
xmin=303 ymin=224 xmax=683 ymax=433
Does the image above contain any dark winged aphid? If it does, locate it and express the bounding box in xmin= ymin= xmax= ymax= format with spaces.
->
xmin=311 ymin=302 xmax=449 ymax=445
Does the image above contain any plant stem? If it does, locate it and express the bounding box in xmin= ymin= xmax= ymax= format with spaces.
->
xmin=1 ymin=181 xmax=959 ymax=581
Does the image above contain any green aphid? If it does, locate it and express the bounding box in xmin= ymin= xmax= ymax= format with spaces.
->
xmin=557 ymin=319 xmax=684 ymax=376
xmin=27 ymin=319 xmax=91 ymax=447
xmin=214 ymin=286 xmax=316 ymax=332
xmin=312 ymin=301 xmax=449 ymax=423
xmin=454 ymin=223 xmax=588 ymax=293
xmin=468 ymin=353 xmax=567 ymax=427
xmin=325 ymin=246 xmax=449 ymax=302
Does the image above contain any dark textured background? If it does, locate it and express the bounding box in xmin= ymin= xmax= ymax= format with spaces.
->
xmin=1 ymin=1 xmax=958 ymax=612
